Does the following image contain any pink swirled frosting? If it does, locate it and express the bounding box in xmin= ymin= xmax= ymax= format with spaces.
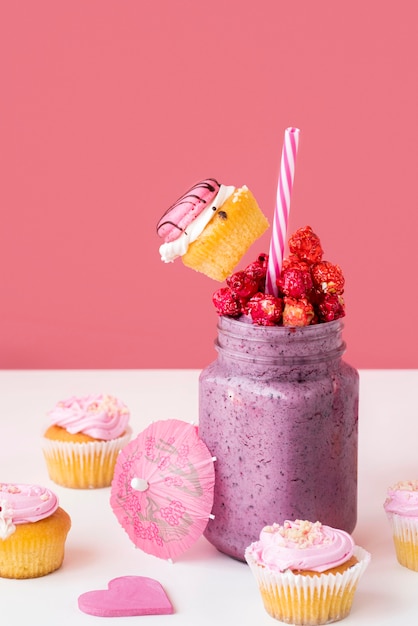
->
xmin=384 ymin=480 xmax=418 ymax=517
xmin=48 ymin=394 xmax=130 ymax=440
xmin=245 ymin=519 xmax=355 ymax=573
xmin=0 ymin=483 xmax=59 ymax=540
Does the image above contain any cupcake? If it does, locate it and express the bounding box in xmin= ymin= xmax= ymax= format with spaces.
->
xmin=157 ymin=178 xmax=269 ymax=281
xmin=0 ymin=483 xmax=71 ymax=578
xmin=384 ymin=479 xmax=418 ymax=571
xmin=42 ymin=394 xmax=132 ymax=489
xmin=245 ymin=519 xmax=370 ymax=625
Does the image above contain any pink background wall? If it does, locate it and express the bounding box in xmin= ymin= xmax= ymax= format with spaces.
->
xmin=1 ymin=1 xmax=417 ymax=370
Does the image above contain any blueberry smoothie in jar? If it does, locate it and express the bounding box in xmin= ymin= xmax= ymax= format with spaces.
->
xmin=199 ymin=316 xmax=358 ymax=561
xmin=198 ymin=228 xmax=358 ymax=562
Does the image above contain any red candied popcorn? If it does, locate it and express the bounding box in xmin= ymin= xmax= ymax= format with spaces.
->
xmin=212 ymin=287 xmax=243 ymax=317
xmin=246 ymin=293 xmax=283 ymax=326
xmin=245 ymin=253 xmax=268 ymax=276
xmin=311 ymin=261 xmax=345 ymax=295
xmin=282 ymin=297 xmax=315 ymax=327
xmin=288 ymin=226 xmax=323 ymax=264
xmin=244 ymin=253 xmax=268 ymax=291
xmin=276 ymin=259 xmax=313 ymax=299
xmin=226 ymin=270 xmax=259 ymax=299
xmin=211 ymin=228 xmax=346 ymax=327
xmin=316 ymin=293 xmax=345 ymax=322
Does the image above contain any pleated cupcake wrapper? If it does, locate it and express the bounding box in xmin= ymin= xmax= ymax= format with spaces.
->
xmin=42 ymin=428 xmax=132 ymax=489
xmin=245 ymin=546 xmax=370 ymax=626
xmin=386 ymin=512 xmax=418 ymax=571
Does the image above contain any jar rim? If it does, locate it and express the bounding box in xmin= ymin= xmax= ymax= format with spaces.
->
xmin=215 ymin=340 xmax=346 ymax=365
xmin=217 ymin=316 xmax=343 ymax=339
xmin=215 ymin=316 xmax=346 ymax=365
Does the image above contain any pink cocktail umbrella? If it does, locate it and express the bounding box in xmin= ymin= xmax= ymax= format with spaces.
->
xmin=110 ymin=419 xmax=216 ymax=561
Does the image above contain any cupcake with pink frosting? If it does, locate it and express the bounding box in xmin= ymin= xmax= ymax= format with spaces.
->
xmin=42 ymin=394 xmax=132 ymax=489
xmin=384 ymin=479 xmax=418 ymax=571
xmin=245 ymin=519 xmax=370 ymax=625
xmin=0 ymin=482 xmax=71 ymax=578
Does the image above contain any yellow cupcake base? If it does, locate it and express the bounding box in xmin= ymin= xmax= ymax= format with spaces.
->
xmin=0 ymin=507 xmax=71 ymax=579
xmin=182 ymin=186 xmax=269 ymax=281
xmin=42 ymin=428 xmax=131 ymax=489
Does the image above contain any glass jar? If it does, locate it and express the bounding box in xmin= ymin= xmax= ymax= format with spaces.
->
xmin=198 ymin=316 xmax=358 ymax=561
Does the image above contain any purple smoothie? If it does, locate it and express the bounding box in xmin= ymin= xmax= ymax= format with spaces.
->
xmin=198 ymin=316 xmax=358 ymax=561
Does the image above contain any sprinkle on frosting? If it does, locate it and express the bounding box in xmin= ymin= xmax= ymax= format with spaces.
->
xmin=263 ymin=520 xmax=329 ymax=549
xmin=391 ymin=480 xmax=418 ymax=491
xmin=0 ymin=483 xmax=59 ymax=540
xmin=245 ymin=519 xmax=355 ymax=573
xmin=48 ymin=394 xmax=130 ymax=440
xmin=384 ymin=480 xmax=418 ymax=517
xmin=231 ymin=185 xmax=248 ymax=203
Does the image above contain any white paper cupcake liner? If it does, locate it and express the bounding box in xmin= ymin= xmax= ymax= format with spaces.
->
xmin=386 ymin=512 xmax=418 ymax=570
xmin=42 ymin=427 xmax=132 ymax=489
xmin=245 ymin=545 xmax=370 ymax=625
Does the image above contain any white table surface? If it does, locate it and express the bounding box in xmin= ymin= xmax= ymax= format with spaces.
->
xmin=0 ymin=369 xmax=417 ymax=625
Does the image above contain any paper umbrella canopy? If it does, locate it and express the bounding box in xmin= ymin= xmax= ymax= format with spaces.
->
xmin=110 ymin=419 xmax=216 ymax=561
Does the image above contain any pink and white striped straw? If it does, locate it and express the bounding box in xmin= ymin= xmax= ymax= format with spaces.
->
xmin=265 ymin=127 xmax=300 ymax=296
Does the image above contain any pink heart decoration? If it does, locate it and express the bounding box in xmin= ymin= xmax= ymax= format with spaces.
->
xmin=78 ymin=576 xmax=174 ymax=617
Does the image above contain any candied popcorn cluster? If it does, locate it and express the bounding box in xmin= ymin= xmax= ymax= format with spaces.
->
xmin=212 ymin=226 xmax=345 ymax=326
